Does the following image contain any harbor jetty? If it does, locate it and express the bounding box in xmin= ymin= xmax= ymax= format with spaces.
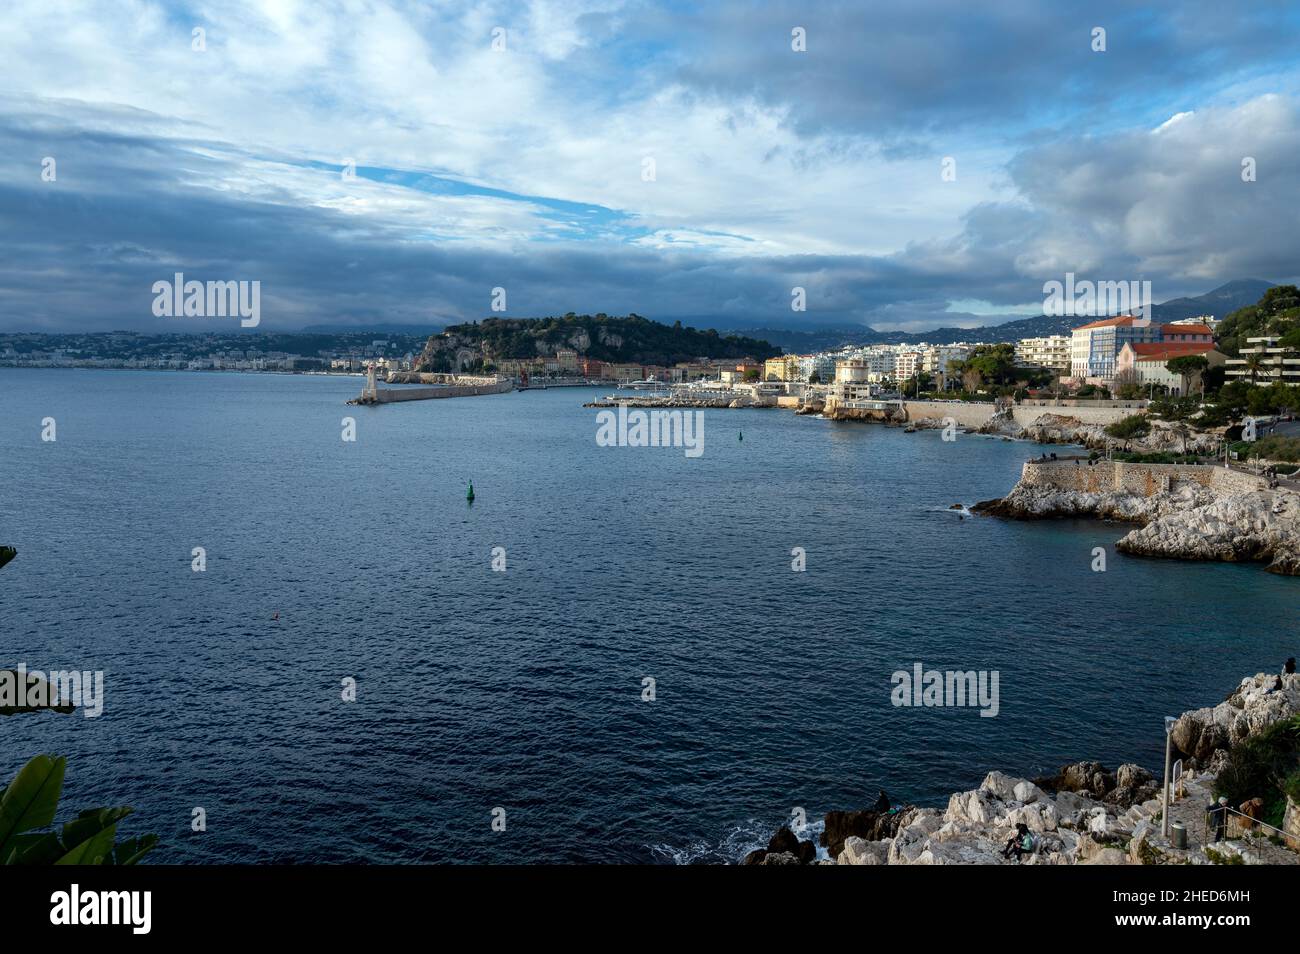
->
xmin=349 ymin=366 xmax=513 ymax=405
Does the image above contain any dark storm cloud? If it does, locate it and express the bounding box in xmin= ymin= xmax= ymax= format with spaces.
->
xmin=641 ymin=0 xmax=1300 ymax=141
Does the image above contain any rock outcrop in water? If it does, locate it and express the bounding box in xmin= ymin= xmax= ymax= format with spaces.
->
xmin=803 ymin=673 xmax=1300 ymax=866
xmin=1117 ymin=491 xmax=1300 ymax=574
xmin=972 ymin=456 xmax=1300 ymax=574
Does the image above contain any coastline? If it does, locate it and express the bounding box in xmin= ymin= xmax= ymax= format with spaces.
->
xmin=743 ymin=672 xmax=1300 ymax=866
xmin=972 ymin=456 xmax=1300 ymax=574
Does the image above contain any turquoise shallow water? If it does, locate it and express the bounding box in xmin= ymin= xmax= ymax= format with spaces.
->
xmin=2 ymin=369 xmax=1297 ymax=863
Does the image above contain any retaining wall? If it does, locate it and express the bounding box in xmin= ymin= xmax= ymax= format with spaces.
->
xmin=1020 ymin=459 xmax=1267 ymax=496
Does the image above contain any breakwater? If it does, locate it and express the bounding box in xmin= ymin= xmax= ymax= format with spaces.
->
xmin=349 ymin=370 xmax=513 ymax=405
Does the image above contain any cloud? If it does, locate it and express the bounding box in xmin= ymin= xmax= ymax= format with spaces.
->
xmin=1 ymin=2 xmax=1299 ymax=333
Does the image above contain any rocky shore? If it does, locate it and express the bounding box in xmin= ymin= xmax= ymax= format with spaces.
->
xmin=971 ymin=455 xmax=1300 ymax=574
xmin=743 ymin=673 xmax=1300 ymax=865
xmin=909 ymin=409 xmax=1221 ymax=455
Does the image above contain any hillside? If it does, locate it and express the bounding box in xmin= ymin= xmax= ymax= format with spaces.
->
xmin=728 ymin=279 xmax=1282 ymax=351
xmin=413 ymin=314 xmax=780 ymax=372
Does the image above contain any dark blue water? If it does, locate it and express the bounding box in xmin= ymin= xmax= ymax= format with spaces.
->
xmin=3 ymin=369 xmax=1297 ymax=863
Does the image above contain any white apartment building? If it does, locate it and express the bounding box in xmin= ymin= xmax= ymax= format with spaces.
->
xmin=1224 ymin=337 xmax=1300 ymax=384
xmin=1015 ymin=335 xmax=1071 ymax=372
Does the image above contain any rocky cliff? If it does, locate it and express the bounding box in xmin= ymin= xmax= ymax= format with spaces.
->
xmin=973 ymin=459 xmax=1300 ymax=574
xmin=785 ymin=673 xmax=1300 ymax=866
xmin=974 ymin=412 xmax=1222 ymax=454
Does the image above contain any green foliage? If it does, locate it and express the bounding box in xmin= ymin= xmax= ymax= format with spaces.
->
xmin=1283 ymin=771 xmax=1300 ymax=803
xmin=427 ymin=314 xmax=780 ymax=367
xmin=949 ymin=344 xmax=1053 ymax=392
xmin=1111 ymin=451 xmax=1203 ymax=464
xmin=1246 ymin=435 xmax=1300 ymax=462
xmin=1216 ymin=285 xmax=1300 ymax=356
xmin=1076 ymin=383 xmax=1112 ymax=400
xmin=1 ymin=756 xmax=157 ymax=865
xmin=1104 ymin=414 xmax=1151 ymax=439
xmin=1204 ymin=846 xmax=1244 ymax=865
xmin=1166 ymin=354 xmax=1209 ymax=377
xmin=1214 ymin=715 xmax=1300 ymax=829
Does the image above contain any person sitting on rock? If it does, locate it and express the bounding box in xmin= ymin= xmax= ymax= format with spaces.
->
xmin=1000 ymin=823 xmax=1032 ymax=861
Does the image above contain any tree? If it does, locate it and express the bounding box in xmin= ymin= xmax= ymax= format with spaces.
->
xmin=1105 ymin=414 xmax=1151 ymax=440
xmin=1113 ymin=368 xmax=1142 ymax=400
xmin=1165 ymin=354 xmax=1209 ymax=396
xmin=743 ymin=368 xmax=760 ymax=382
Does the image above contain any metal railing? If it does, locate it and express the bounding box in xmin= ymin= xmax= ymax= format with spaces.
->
xmin=1203 ymin=806 xmax=1297 ymax=850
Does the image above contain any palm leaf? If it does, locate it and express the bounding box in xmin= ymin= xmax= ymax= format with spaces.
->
xmin=0 ymin=755 xmax=66 ymax=857
xmin=55 ymin=822 xmax=119 ymax=865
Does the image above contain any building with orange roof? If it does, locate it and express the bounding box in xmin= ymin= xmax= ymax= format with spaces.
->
xmin=1115 ymin=341 xmax=1224 ymax=395
xmin=1069 ymin=315 xmax=1162 ymax=381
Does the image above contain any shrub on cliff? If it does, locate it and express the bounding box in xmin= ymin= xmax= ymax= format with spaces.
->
xmin=1105 ymin=414 xmax=1151 ymax=440
xmin=1214 ymin=715 xmax=1300 ymax=830
xmin=1247 ymin=435 xmax=1300 ymax=463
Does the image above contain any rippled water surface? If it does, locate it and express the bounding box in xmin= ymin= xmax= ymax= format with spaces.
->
xmin=3 ymin=369 xmax=1297 ymax=863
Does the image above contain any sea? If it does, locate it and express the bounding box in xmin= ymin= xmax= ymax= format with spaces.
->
xmin=2 ymin=369 xmax=1296 ymax=863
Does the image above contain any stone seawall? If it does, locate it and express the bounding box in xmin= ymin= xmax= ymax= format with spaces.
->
xmin=370 ymin=381 xmax=513 ymax=402
xmin=974 ymin=457 xmax=1300 ymax=574
xmin=1019 ymin=460 xmax=1267 ymax=496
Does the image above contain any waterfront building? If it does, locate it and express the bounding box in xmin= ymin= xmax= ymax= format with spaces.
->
xmin=764 ymin=354 xmax=800 ymax=381
xmin=607 ymin=363 xmax=645 ymax=382
xmin=798 ymin=353 xmax=836 ymax=383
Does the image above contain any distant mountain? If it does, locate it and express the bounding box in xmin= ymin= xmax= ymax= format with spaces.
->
xmin=300 ymin=322 xmax=445 ymax=335
xmin=1150 ymin=279 xmax=1276 ymax=323
xmin=730 ymin=279 xmax=1279 ymax=352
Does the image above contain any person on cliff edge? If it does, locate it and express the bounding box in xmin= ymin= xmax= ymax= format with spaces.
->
xmin=1207 ymin=797 xmax=1229 ymax=843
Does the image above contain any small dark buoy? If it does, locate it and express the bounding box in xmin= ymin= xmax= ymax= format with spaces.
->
xmin=738 ymin=430 xmax=743 ymax=442
xmin=467 ymin=481 xmax=475 ymax=504
xmin=272 ymin=611 xmax=279 ymax=621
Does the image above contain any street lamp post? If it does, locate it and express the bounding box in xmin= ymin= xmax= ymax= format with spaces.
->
xmin=1162 ymin=715 xmax=1176 ymax=838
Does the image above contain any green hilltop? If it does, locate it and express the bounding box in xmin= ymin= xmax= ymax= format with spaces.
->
xmin=415 ymin=313 xmax=780 ymax=371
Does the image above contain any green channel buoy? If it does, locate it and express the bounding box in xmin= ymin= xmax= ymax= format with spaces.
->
xmin=467 ymin=481 xmax=475 ymax=503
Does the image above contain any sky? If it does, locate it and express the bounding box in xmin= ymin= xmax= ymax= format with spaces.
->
xmin=3 ymin=0 xmax=1300 ymax=334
